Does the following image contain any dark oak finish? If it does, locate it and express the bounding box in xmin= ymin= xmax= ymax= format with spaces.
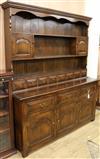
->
xmin=0 ymin=71 xmax=16 ymax=159
xmin=96 ymin=79 xmax=100 ymax=109
xmin=2 ymin=1 xmax=97 ymax=157
xmin=2 ymin=1 xmax=89 ymax=73
xmin=13 ymin=79 xmax=97 ymax=157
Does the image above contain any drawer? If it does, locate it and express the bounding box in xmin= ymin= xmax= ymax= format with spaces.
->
xmin=81 ymin=84 xmax=96 ymax=93
xmin=13 ymin=79 xmax=27 ymax=91
xmin=38 ymin=76 xmax=48 ymax=86
xmin=74 ymin=71 xmax=80 ymax=78
xmin=66 ymin=72 xmax=74 ymax=80
xmin=57 ymin=74 xmax=65 ymax=82
xmin=27 ymin=96 xmax=55 ymax=113
xmin=49 ymin=75 xmax=57 ymax=84
xmin=26 ymin=78 xmax=37 ymax=88
xmin=80 ymin=84 xmax=96 ymax=98
xmin=80 ymin=70 xmax=86 ymax=77
xmin=58 ymin=91 xmax=76 ymax=104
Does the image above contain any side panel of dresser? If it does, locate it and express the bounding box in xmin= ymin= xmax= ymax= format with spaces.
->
xmin=96 ymin=80 xmax=100 ymax=108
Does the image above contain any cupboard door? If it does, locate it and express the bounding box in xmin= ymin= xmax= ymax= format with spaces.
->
xmin=78 ymin=99 xmax=92 ymax=124
xmin=76 ymin=37 xmax=88 ymax=55
xmin=28 ymin=110 xmax=55 ymax=148
xmin=11 ymin=33 xmax=34 ymax=59
xmin=56 ymin=91 xmax=77 ymax=136
xmin=78 ymin=84 xmax=96 ymax=124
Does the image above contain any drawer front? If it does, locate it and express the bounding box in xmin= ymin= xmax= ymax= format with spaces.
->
xmin=74 ymin=71 xmax=80 ymax=78
xmin=26 ymin=78 xmax=37 ymax=88
xmin=66 ymin=72 xmax=74 ymax=80
xmin=57 ymin=74 xmax=65 ymax=82
xmin=80 ymin=70 xmax=87 ymax=77
xmin=38 ymin=77 xmax=48 ymax=86
xmin=13 ymin=79 xmax=27 ymax=91
xmin=49 ymin=76 xmax=57 ymax=84
xmin=58 ymin=90 xmax=78 ymax=105
xmin=27 ymin=96 xmax=55 ymax=113
xmin=80 ymin=84 xmax=96 ymax=99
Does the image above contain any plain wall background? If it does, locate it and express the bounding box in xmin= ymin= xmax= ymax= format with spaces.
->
xmin=85 ymin=0 xmax=100 ymax=78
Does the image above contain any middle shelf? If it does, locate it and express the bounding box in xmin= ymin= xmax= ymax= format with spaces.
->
xmin=12 ymin=54 xmax=87 ymax=61
xmin=0 ymin=110 xmax=9 ymax=117
xmin=0 ymin=95 xmax=8 ymax=99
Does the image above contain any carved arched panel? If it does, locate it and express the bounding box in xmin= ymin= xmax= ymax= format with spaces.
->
xmin=76 ymin=37 xmax=88 ymax=55
xmin=11 ymin=33 xmax=34 ymax=59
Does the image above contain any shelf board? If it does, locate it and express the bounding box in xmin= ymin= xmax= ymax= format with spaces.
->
xmin=0 ymin=110 xmax=9 ymax=117
xmin=12 ymin=54 xmax=87 ymax=61
xmin=0 ymin=128 xmax=10 ymax=134
xmin=0 ymin=94 xmax=8 ymax=99
xmin=34 ymin=55 xmax=87 ymax=59
xmin=34 ymin=33 xmax=77 ymax=38
xmin=12 ymin=32 xmax=87 ymax=38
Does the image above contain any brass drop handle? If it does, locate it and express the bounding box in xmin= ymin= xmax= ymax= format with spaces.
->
xmin=40 ymin=104 xmax=44 ymax=108
xmin=40 ymin=103 xmax=46 ymax=108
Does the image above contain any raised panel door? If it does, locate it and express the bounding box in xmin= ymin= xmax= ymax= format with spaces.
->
xmin=78 ymin=84 xmax=96 ymax=124
xmin=56 ymin=91 xmax=77 ymax=136
xmin=28 ymin=110 xmax=55 ymax=148
xmin=11 ymin=33 xmax=34 ymax=59
xmin=76 ymin=37 xmax=88 ymax=55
